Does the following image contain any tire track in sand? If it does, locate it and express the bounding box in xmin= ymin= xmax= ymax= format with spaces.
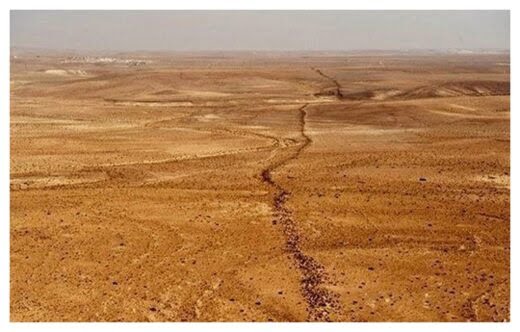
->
xmin=261 ymin=104 xmax=340 ymax=321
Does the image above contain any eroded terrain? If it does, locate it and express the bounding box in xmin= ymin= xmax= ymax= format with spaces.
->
xmin=10 ymin=52 xmax=510 ymax=321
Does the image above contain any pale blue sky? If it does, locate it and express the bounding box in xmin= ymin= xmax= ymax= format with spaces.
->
xmin=10 ymin=10 xmax=510 ymax=51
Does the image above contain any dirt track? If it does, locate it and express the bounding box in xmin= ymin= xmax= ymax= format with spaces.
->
xmin=10 ymin=53 xmax=510 ymax=322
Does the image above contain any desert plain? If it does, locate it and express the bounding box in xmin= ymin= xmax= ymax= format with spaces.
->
xmin=10 ymin=52 xmax=510 ymax=321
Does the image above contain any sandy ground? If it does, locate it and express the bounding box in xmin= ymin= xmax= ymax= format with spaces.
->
xmin=10 ymin=53 xmax=509 ymax=322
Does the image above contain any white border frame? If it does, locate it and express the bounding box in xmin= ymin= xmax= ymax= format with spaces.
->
xmin=1 ymin=1 xmax=515 ymax=331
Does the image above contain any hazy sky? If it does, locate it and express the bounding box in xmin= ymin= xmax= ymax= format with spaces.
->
xmin=10 ymin=10 xmax=510 ymax=52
